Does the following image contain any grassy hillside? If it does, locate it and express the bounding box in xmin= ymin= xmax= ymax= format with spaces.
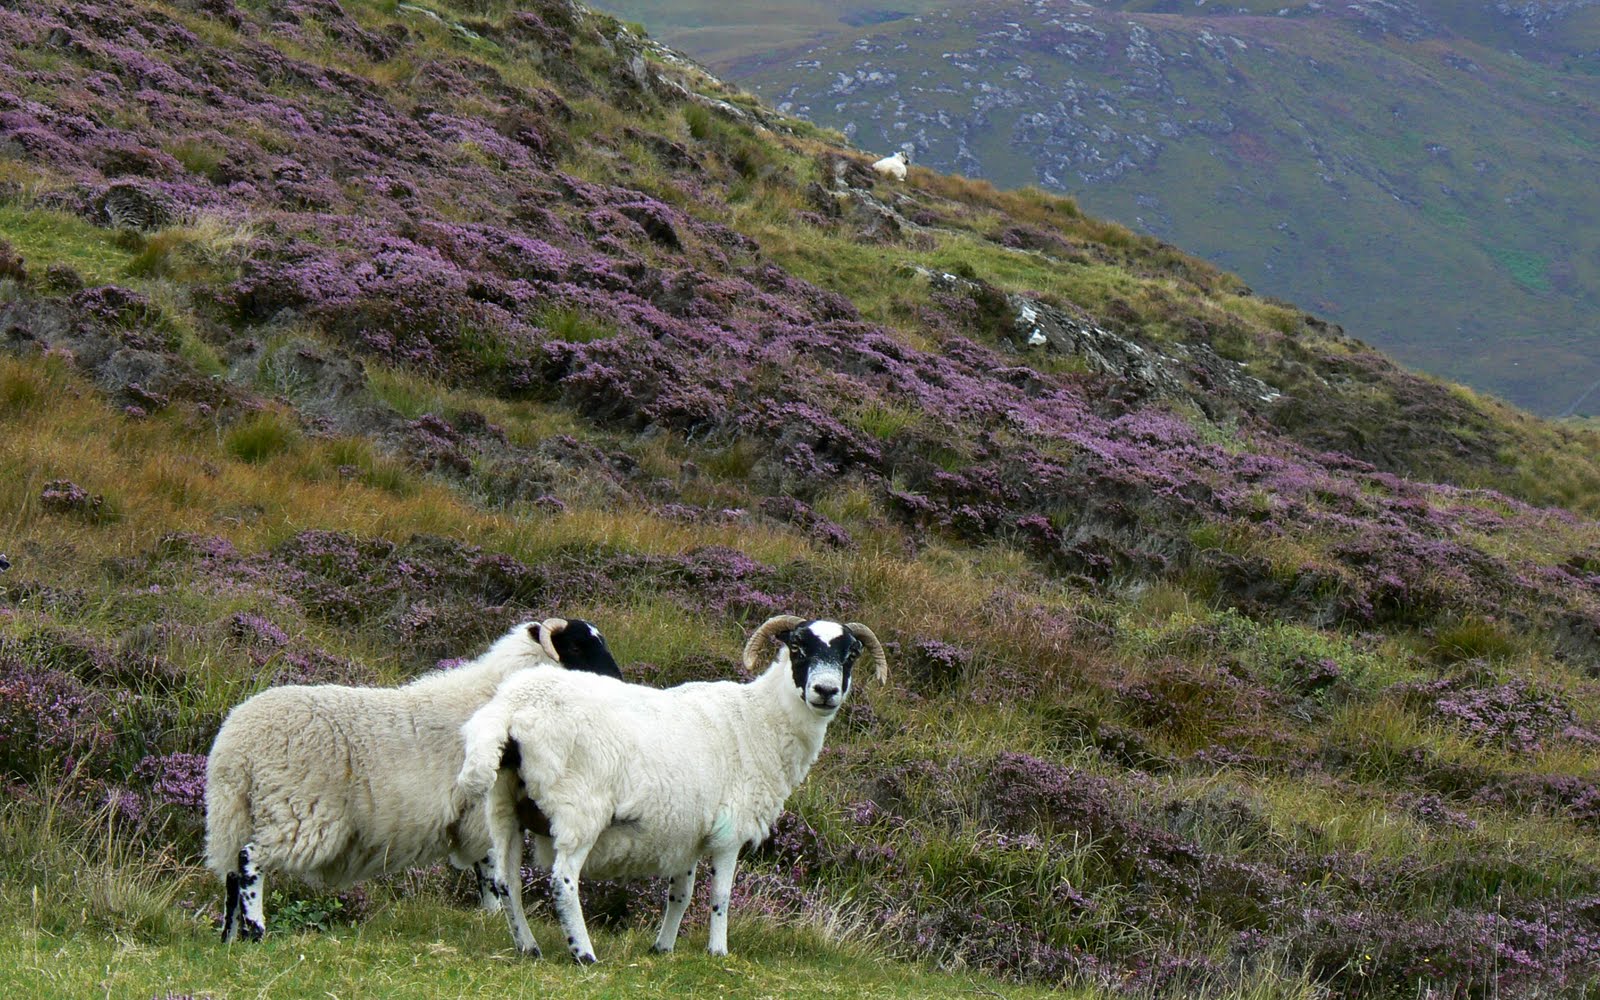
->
xmin=627 ymin=0 xmax=1600 ymax=417
xmin=4 ymin=0 xmax=1600 ymax=997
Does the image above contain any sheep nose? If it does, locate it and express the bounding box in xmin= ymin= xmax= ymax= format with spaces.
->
xmin=812 ymin=683 xmax=839 ymax=701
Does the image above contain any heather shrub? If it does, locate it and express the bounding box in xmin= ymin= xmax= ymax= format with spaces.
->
xmin=889 ymin=829 xmax=1108 ymax=981
xmin=0 ymin=239 xmax=25 ymax=283
xmin=1118 ymin=606 xmax=1388 ymax=705
xmin=0 ymin=655 xmax=115 ymax=783
xmin=1472 ymin=773 xmax=1600 ymax=828
xmin=131 ymin=751 xmax=207 ymax=854
xmin=904 ymin=638 xmax=974 ymax=694
xmin=40 ymin=479 xmax=114 ymax=522
xmin=1287 ymin=902 xmax=1600 ymax=999
xmin=11 ymin=623 xmax=120 ymax=684
xmin=1404 ymin=676 xmax=1596 ymax=755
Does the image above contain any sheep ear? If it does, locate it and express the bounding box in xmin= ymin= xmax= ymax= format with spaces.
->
xmin=538 ymin=617 xmax=568 ymax=662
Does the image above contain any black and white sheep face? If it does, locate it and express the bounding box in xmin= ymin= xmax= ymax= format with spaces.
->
xmin=779 ymin=620 xmax=862 ymax=713
xmin=542 ymin=619 xmax=622 ymax=679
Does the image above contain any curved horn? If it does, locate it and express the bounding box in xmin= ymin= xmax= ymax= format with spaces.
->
xmin=742 ymin=614 xmax=806 ymax=673
xmin=844 ymin=622 xmax=889 ymax=685
xmin=538 ymin=617 xmax=568 ymax=663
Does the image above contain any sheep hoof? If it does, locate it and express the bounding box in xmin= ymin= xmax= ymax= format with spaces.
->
xmin=572 ymin=952 xmax=597 ymax=965
xmin=650 ymin=942 xmax=673 ymax=954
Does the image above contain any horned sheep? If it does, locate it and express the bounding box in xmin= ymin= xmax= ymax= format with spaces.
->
xmin=205 ymin=617 xmax=620 ymax=943
xmin=456 ymin=615 xmax=887 ymax=962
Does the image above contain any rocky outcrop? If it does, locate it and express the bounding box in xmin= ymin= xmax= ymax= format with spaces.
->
xmin=913 ymin=265 xmax=1281 ymax=414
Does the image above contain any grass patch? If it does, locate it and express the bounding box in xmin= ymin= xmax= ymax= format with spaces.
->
xmin=0 ymin=204 xmax=138 ymax=285
xmin=0 ymin=796 xmax=1077 ymax=1000
xmin=320 ymin=437 xmax=415 ymax=496
xmin=538 ymin=305 xmax=616 ymax=344
xmin=1488 ymin=247 xmax=1552 ymax=294
xmin=124 ymin=212 xmax=254 ymax=282
xmin=0 ymin=907 xmax=1081 ymax=1000
xmin=224 ymin=409 xmax=302 ymax=464
xmin=850 ymin=401 xmax=923 ymax=441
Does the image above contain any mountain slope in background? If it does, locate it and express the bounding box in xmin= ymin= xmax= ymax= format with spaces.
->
xmin=600 ymin=0 xmax=1600 ymax=416
xmin=4 ymin=0 xmax=1600 ymax=997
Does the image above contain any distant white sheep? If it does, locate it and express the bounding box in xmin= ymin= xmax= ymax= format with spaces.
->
xmin=456 ymin=615 xmax=888 ymax=962
xmin=204 ymin=617 xmax=620 ymax=943
xmin=871 ymin=150 xmax=908 ymax=181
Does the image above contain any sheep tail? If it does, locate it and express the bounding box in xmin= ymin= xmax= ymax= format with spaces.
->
xmin=202 ymin=756 xmax=253 ymax=880
xmin=457 ymin=699 xmax=515 ymax=801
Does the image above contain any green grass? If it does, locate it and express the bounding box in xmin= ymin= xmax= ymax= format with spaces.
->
xmin=0 ymin=906 xmax=1083 ymax=1000
xmin=0 ymin=204 xmax=139 ymax=284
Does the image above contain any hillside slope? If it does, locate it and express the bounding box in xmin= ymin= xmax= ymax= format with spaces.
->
xmin=3 ymin=1 xmax=1600 ymax=997
xmin=632 ymin=0 xmax=1600 ymax=416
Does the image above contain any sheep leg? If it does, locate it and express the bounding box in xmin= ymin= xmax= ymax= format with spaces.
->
xmin=473 ymin=857 xmax=503 ymax=914
xmin=651 ymin=865 xmax=697 ymax=953
xmin=549 ymin=844 xmax=598 ymax=964
xmin=225 ymin=844 xmax=266 ymax=942
xmin=221 ymin=869 xmax=240 ymax=942
xmin=705 ymin=847 xmax=739 ymax=956
xmin=489 ymin=773 xmax=540 ymax=956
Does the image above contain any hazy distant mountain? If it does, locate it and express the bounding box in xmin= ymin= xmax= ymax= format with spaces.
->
xmin=598 ymin=0 xmax=1600 ymax=415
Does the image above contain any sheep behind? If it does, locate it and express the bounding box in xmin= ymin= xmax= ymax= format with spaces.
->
xmin=205 ymin=617 xmax=619 ymax=943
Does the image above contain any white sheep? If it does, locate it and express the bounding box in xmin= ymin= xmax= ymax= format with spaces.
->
xmin=205 ymin=617 xmax=620 ymax=943
xmin=456 ymin=615 xmax=887 ymax=962
xmin=871 ymin=150 xmax=908 ymax=181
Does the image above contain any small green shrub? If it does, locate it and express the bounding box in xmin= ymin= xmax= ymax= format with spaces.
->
xmin=684 ymin=104 xmax=713 ymax=141
xmin=455 ymin=323 xmax=517 ymax=381
xmin=267 ymin=890 xmax=348 ymax=934
xmin=225 ymin=410 xmax=300 ymax=463
xmin=700 ymin=437 xmax=759 ymax=480
xmin=323 ymin=437 xmax=413 ymax=496
xmin=0 ymin=360 xmax=46 ymax=415
xmin=166 ymin=137 xmax=227 ymax=182
xmin=539 ymin=306 xmax=615 ymax=344
xmin=124 ymin=230 xmax=189 ymax=278
xmin=1428 ymin=616 xmax=1518 ymax=665
xmin=853 ymin=402 xmax=921 ymax=441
